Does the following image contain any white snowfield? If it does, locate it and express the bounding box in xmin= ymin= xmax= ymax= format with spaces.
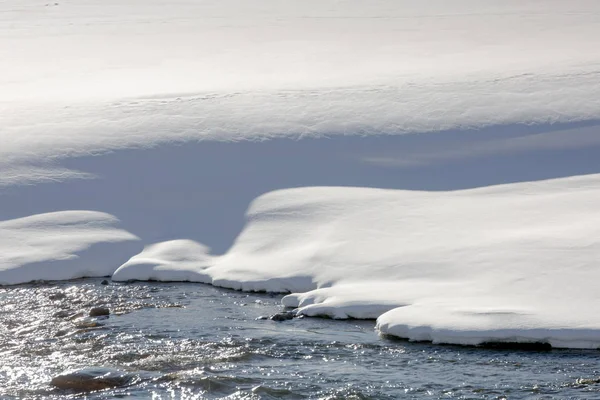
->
xmin=0 ymin=211 xmax=140 ymax=285
xmin=2 ymin=0 xmax=600 ymax=171
xmin=2 ymin=0 xmax=600 ymax=348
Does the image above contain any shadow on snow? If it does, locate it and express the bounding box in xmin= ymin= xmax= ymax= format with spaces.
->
xmin=2 ymin=120 xmax=600 ymax=253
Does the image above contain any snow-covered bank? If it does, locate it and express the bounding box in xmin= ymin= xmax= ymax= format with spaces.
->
xmin=2 ymin=0 xmax=600 ymax=348
xmin=113 ymin=174 xmax=600 ymax=348
xmin=0 ymin=211 xmax=140 ymax=285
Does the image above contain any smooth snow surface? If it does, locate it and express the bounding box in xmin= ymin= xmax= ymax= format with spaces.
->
xmin=2 ymin=0 xmax=600 ymax=348
xmin=113 ymin=240 xmax=213 ymax=283
xmin=0 ymin=212 xmax=140 ymax=285
xmin=2 ymin=1 xmax=600 ymax=175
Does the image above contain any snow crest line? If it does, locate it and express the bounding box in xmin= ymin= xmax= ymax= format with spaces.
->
xmin=3 ymin=69 xmax=600 ymax=168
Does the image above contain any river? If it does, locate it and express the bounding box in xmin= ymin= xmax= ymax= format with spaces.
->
xmin=1 ymin=279 xmax=599 ymax=399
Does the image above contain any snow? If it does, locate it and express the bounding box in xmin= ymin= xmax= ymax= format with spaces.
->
xmin=113 ymin=240 xmax=213 ymax=283
xmin=113 ymin=175 xmax=600 ymax=348
xmin=0 ymin=211 xmax=140 ymax=285
xmin=2 ymin=1 xmax=600 ymax=171
xmin=2 ymin=0 xmax=600 ymax=347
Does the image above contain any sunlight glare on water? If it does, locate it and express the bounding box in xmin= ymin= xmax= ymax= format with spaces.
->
xmin=1 ymin=279 xmax=600 ymax=399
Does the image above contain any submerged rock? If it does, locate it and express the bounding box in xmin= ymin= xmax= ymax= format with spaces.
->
xmin=89 ymin=307 xmax=110 ymax=317
xmin=67 ymin=311 xmax=85 ymax=320
xmin=575 ymin=377 xmax=600 ymax=386
xmin=49 ymin=292 xmax=66 ymax=301
xmin=269 ymin=311 xmax=295 ymax=321
xmin=73 ymin=316 xmax=105 ymax=328
xmin=50 ymin=367 xmax=133 ymax=391
xmin=257 ymin=311 xmax=298 ymax=321
xmin=100 ymin=279 xmax=109 ymax=285
xmin=53 ymin=310 xmax=72 ymax=319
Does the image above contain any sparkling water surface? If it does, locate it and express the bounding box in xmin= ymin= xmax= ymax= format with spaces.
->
xmin=1 ymin=279 xmax=599 ymax=399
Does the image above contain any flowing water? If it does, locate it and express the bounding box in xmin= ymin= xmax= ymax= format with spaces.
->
xmin=1 ymin=279 xmax=599 ymax=399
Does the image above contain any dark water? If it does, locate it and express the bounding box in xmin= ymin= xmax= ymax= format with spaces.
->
xmin=1 ymin=279 xmax=599 ymax=399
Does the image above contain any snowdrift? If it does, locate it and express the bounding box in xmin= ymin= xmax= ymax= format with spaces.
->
xmin=114 ymin=174 xmax=600 ymax=348
xmin=0 ymin=211 xmax=140 ymax=285
xmin=113 ymin=240 xmax=213 ymax=283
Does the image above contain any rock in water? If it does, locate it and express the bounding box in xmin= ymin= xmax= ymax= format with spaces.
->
xmin=269 ymin=311 xmax=295 ymax=321
xmin=50 ymin=367 xmax=132 ymax=391
xmin=100 ymin=279 xmax=109 ymax=285
xmin=73 ymin=316 xmax=105 ymax=328
xmin=49 ymin=292 xmax=66 ymax=301
xmin=89 ymin=307 xmax=109 ymax=317
xmin=53 ymin=310 xmax=71 ymax=319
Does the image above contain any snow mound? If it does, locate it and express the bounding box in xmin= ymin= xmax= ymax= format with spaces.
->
xmin=117 ymin=174 xmax=600 ymax=348
xmin=112 ymin=239 xmax=213 ymax=282
xmin=0 ymin=211 xmax=140 ymax=285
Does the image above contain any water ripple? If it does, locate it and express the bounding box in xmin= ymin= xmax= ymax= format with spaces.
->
xmin=1 ymin=279 xmax=600 ymax=399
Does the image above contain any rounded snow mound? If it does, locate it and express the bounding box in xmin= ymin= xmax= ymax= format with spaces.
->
xmin=112 ymin=239 xmax=213 ymax=283
xmin=0 ymin=211 xmax=140 ymax=285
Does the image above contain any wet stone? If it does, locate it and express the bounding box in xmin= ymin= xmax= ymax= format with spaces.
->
xmin=67 ymin=311 xmax=85 ymax=320
xmin=50 ymin=367 xmax=133 ymax=391
xmin=89 ymin=307 xmax=110 ymax=317
xmin=575 ymin=377 xmax=600 ymax=386
xmin=74 ymin=316 xmax=105 ymax=328
xmin=269 ymin=311 xmax=295 ymax=321
xmin=53 ymin=310 xmax=72 ymax=319
xmin=54 ymin=329 xmax=69 ymax=337
xmin=100 ymin=279 xmax=110 ymax=285
xmin=49 ymin=292 xmax=66 ymax=301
